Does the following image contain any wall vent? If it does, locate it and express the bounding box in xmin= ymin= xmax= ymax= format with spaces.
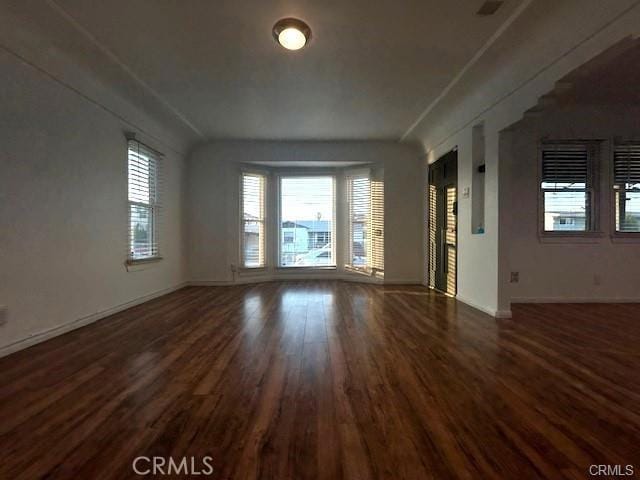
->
xmin=476 ymin=1 xmax=504 ymax=16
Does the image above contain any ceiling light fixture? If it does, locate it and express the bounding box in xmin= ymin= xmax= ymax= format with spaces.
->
xmin=273 ymin=18 xmax=311 ymax=51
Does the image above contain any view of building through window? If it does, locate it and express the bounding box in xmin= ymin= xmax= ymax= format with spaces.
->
xmin=280 ymin=176 xmax=335 ymax=267
xmin=615 ymin=187 xmax=640 ymax=232
xmin=542 ymin=185 xmax=588 ymax=232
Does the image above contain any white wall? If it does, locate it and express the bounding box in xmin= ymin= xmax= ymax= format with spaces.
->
xmin=0 ymin=42 xmax=189 ymax=355
xmin=425 ymin=119 xmax=502 ymax=316
xmin=501 ymin=105 xmax=640 ymax=303
xmin=187 ymin=141 xmax=424 ymax=285
xmin=410 ymin=0 xmax=640 ymax=316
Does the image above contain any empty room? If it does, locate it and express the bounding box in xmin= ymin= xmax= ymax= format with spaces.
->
xmin=1 ymin=0 xmax=639 ymax=479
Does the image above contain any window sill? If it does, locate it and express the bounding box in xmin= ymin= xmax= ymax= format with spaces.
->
xmin=344 ymin=265 xmax=371 ymax=276
xmin=611 ymin=234 xmax=640 ymax=244
xmin=126 ymin=256 xmax=163 ymax=265
xmin=538 ymin=232 xmax=604 ymax=244
xmin=239 ymin=267 xmax=269 ymax=275
xmin=125 ymin=256 xmax=162 ymax=272
xmin=276 ymin=266 xmax=337 ymax=271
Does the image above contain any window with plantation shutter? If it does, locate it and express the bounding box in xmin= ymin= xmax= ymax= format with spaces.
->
xmin=241 ymin=173 xmax=267 ymax=267
xmin=613 ymin=143 xmax=640 ymax=233
xmin=346 ymin=170 xmax=384 ymax=274
xmin=127 ymin=139 xmax=161 ymax=261
xmin=347 ymin=173 xmax=370 ymax=270
xmin=540 ymin=143 xmax=595 ymax=233
xmin=370 ymin=177 xmax=384 ymax=275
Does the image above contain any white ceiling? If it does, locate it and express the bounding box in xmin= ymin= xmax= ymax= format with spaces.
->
xmin=23 ymin=0 xmax=526 ymax=142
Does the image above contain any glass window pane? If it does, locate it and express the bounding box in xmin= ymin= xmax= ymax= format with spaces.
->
xmin=280 ymin=177 xmax=335 ymax=267
xmin=616 ymin=190 xmax=640 ymax=232
xmin=544 ymin=191 xmax=587 ymax=231
xmin=243 ymin=220 xmax=263 ymax=267
xmin=129 ymin=204 xmax=154 ymax=258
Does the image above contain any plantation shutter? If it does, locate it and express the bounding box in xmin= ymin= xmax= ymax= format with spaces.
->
xmin=347 ymin=173 xmax=371 ymax=271
xmin=370 ymin=176 xmax=384 ymax=274
xmin=613 ymin=143 xmax=640 ymax=233
xmin=541 ymin=144 xmax=588 ymax=184
xmin=614 ymin=143 xmax=640 ymax=184
xmin=347 ymin=169 xmax=384 ymax=275
xmin=127 ymin=139 xmax=161 ymax=260
xmin=241 ymin=173 xmax=266 ymax=267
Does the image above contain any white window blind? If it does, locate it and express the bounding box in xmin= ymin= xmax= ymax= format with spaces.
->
xmin=347 ymin=174 xmax=370 ymax=271
xmin=280 ymin=176 xmax=335 ymax=267
xmin=428 ymin=184 xmax=437 ymax=287
xmin=127 ymin=139 xmax=161 ymax=261
xmin=241 ymin=173 xmax=266 ymax=267
xmin=346 ymin=171 xmax=384 ymax=274
xmin=613 ymin=143 xmax=640 ymax=233
xmin=370 ymin=177 xmax=384 ymax=274
xmin=541 ymin=143 xmax=594 ymax=232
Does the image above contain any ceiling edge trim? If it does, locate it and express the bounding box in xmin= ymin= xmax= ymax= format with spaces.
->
xmin=400 ymin=0 xmax=535 ymax=141
xmin=45 ymin=0 xmax=204 ymax=139
xmin=0 ymin=42 xmax=187 ymax=156
xmin=423 ymin=1 xmax=640 ymax=156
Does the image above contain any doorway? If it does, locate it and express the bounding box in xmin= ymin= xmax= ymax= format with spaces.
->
xmin=428 ymin=149 xmax=458 ymax=296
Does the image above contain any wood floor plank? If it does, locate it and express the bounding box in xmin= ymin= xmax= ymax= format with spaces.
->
xmin=0 ymin=282 xmax=638 ymax=479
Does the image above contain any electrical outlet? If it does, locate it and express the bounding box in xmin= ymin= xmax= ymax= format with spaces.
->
xmin=510 ymin=272 xmax=519 ymax=283
xmin=593 ymin=274 xmax=602 ymax=286
xmin=0 ymin=306 xmax=7 ymax=326
xmin=230 ymin=264 xmax=238 ymax=273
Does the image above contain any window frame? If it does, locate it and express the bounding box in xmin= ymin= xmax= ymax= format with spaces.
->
xmin=239 ymin=170 xmax=268 ymax=269
xmin=127 ymin=137 xmax=162 ymax=264
xmin=611 ymin=140 xmax=640 ymax=238
xmin=538 ymin=141 xmax=601 ymax=239
xmin=276 ymin=172 xmax=337 ymax=269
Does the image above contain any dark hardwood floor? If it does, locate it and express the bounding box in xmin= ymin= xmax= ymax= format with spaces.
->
xmin=0 ymin=281 xmax=638 ymax=479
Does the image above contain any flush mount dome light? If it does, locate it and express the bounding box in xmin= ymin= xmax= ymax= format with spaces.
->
xmin=273 ymin=18 xmax=311 ymax=50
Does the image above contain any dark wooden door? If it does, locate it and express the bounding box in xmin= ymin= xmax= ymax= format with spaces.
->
xmin=428 ymin=150 xmax=458 ymax=295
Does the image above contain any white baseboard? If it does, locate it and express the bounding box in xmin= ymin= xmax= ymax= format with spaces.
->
xmin=455 ymin=294 xmax=512 ymax=318
xmin=0 ymin=282 xmax=188 ymax=359
xmin=190 ymin=275 xmax=421 ymax=287
xmin=511 ymin=297 xmax=640 ymax=304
